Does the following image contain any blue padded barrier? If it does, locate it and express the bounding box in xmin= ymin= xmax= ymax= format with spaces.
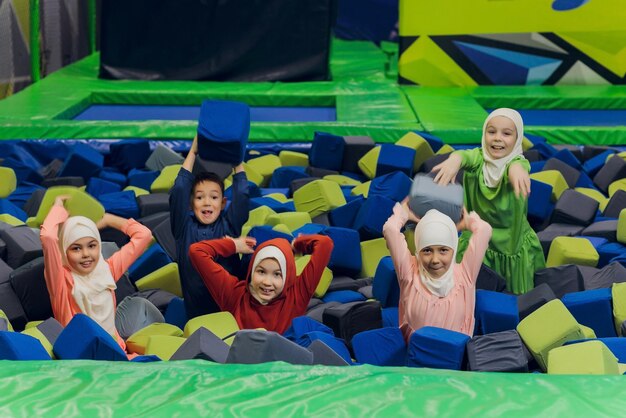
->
xmin=352 ymin=327 xmax=406 ymax=367
xmin=562 ymin=288 xmax=616 ymax=338
xmin=406 ymin=326 xmax=469 ymax=370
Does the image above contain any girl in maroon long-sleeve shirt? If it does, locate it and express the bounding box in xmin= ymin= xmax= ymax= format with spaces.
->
xmin=189 ymin=234 xmax=333 ymax=334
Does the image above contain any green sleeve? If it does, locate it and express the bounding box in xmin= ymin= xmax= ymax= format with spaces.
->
xmin=455 ymin=148 xmax=482 ymax=171
xmin=508 ymin=155 xmax=530 ymax=172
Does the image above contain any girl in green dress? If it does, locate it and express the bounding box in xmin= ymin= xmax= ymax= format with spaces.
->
xmin=431 ymin=108 xmax=545 ymax=294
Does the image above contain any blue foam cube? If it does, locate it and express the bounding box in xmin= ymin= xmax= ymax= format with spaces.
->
xmin=475 ymin=290 xmax=519 ymax=335
xmin=562 ymin=288 xmax=616 ymax=338
xmin=406 ymin=326 xmax=469 ymax=370
xmin=373 ymin=256 xmax=400 ymax=308
xmin=352 ymin=327 xmax=406 ymax=366
xmin=309 ymin=132 xmax=345 ymax=171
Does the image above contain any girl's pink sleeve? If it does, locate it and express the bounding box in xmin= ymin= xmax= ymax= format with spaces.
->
xmin=107 ymin=219 xmax=153 ymax=281
xmin=459 ymin=212 xmax=493 ymax=285
xmin=40 ymin=205 xmax=73 ymax=320
xmin=382 ymin=203 xmax=415 ymax=285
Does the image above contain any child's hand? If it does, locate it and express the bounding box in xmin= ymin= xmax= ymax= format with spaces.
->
xmin=53 ymin=194 xmax=71 ymax=207
xmin=432 ymin=153 xmax=462 ymax=185
xmin=400 ymin=197 xmax=420 ymax=223
xmin=456 ymin=207 xmax=470 ymax=232
xmin=234 ymin=163 xmax=245 ymax=173
xmin=229 ymin=236 xmax=256 ymax=254
xmin=508 ymin=163 xmax=531 ymax=199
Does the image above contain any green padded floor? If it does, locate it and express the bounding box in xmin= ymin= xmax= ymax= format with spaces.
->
xmin=0 ymin=360 xmax=623 ymax=417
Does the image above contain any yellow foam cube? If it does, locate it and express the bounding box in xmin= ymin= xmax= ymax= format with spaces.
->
xmin=151 ymin=165 xmax=182 ymax=193
xmin=135 ymin=263 xmax=183 ymax=297
xmin=547 ymin=341 xmax=619 ymax=375
xmin=546 ymin=236 xmax=599 ymax=268
xmin=0 ymin=167 xmax=17 ymax=198
xmin=184 ymin=312 xmax=240 ymax=345
xmin=266 ymin=212 xmax=312 ymax=232
xmin=358 ymin=146 xmax=381 ymax=179
xmin=350 ymin=180 xmax=371 ymax=198
xmin=126 ymin=323 xmax=184 ymax=355
xmin=279 ymin=150 xmax=309 ymax=167
xmin=246 ymin=154 xmax=282 ymax=187
xmin=360 ymin=238 xmax=391 ymax=278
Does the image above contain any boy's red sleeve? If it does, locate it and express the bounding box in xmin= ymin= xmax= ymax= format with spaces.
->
xmin=293 ymin=234 xmax=334 ymax=296
xmin=189 ymin=238 xmax=239 ymax=309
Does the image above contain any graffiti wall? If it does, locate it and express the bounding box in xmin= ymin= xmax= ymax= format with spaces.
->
xmin=398 ymin=0 xmax=626 ymax=86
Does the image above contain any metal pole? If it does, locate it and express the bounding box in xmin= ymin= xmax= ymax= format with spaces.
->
xmin=29 ymin=0 xmax=41 ymax=82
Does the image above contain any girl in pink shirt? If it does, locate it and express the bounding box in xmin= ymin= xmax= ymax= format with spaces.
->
xmin=382 ymin=200 xmax=492 ymax=341
xmin=40 ymin=195 xmax=152 ymax=352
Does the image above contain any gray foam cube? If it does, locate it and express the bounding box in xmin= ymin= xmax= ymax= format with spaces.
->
xmin=408 ymin=174 xmax=463 ymax=223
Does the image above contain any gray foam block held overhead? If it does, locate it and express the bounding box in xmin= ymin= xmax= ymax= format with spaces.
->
xmin=408 ymin=174 xmax=463 ymax=223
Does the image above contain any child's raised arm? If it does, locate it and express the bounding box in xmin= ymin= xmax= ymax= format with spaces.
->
xmin=101 ymin=213 xmax=152 ymax=281
xmin=40 ymin=195 xmax=72 ymax=320
xmin=292 ymin=234 xmax=333 ymax=297
xmin=182 ymin=135 xmax=199 ymax=172
xmin=459 ymin=211 xmax=492 ymax=286
xmin=508 ymin=161 xmax=531 ymax=199
xmin=189 ymin=236 xmax=255 ymax=308
xmin=224 ymin=163 xmax=249 ymax=232
xmin=382 ymin=201 xmax=416 ymax=285
xmin=432 ymin=152 xmax=463 ymax=186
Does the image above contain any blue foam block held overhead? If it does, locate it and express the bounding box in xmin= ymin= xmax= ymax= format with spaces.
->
xmin=197 ymin=100 xmax=250 ymax=165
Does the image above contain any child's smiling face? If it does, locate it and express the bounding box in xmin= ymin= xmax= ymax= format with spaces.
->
xmin=484 ymin=116 xmax=517 ymax=160
xmin=66 ymin=237 xmax=100 ymax=275
xmin=419 ymin=245 xmax=454 ymax=279
xmin=192 ymin=180 xmax=226 ymax=225
xmin=249 ymin=258 xmax=284 ymax=304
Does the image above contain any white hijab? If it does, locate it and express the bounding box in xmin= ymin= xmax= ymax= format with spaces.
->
xmin=414 ymin=209 xmax=458 ymax=298
xmin=60 ymin=216 xmax=117 ymax=337
xmin=249 ymin=245 xmax=287 ymax=305
xmin=481 ymin=108 xmax=524 ymax=188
